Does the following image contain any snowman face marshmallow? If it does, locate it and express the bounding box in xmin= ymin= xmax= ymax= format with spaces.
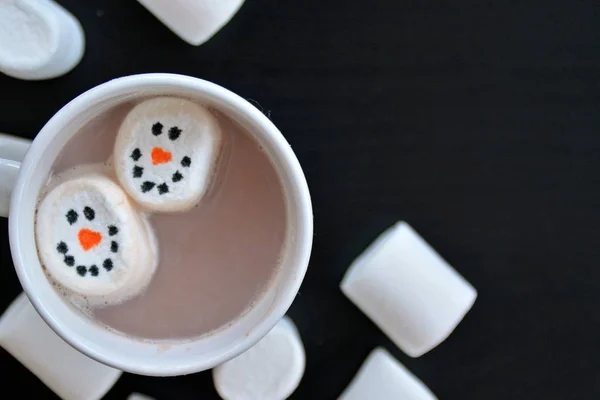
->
xmin=114 ymin=97 xmax=223 ymax=212
xmin=35 ymin=174 xmax=158 ymax=302
xmin=56 ymin=205 xmax=119 ymax=278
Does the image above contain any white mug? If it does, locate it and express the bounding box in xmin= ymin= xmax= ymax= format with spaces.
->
xmin=0 ymin=73 xmax=313 ymax=376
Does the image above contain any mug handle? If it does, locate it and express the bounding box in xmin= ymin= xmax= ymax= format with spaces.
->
xmin=0 ymin=133 xmax=31 ymax=218
xmin=0 ymin=135 xmax=123 ymax=397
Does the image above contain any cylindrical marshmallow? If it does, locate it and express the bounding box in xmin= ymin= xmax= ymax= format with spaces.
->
xmin=137 ymin=0 xmax=245 ymax=46
xmin=340 ymin=221 xmax=477 ymax=357
xmin=128 ymin=393 xmax=156 ymax=400
xmin=338 ymin=348 xmax=437 ymax=400
xmin=0 ymin=293 xmax=122 ymax=400
xmin=213 ymin=316 xmax=305 ymax=400
xmin=114 ymin=97 xmax=222 ymax=212
xmin=35 ymin=172 xmax=158 ymax=305
xmin=0 ymin=0 xmax=85 ymax=80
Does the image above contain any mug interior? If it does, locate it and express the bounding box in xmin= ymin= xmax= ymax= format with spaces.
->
xmin=9 ymin=74 xmax=312 ymax=375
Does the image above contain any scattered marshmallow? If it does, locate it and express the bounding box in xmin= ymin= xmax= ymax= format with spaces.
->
xmin=114 ymin=97 xmax=222 ymax=212
xmin=137 ymin=0 xmax=245 ymax=45
xmin=213 ymin=317 xmax=305 ymax=400
xmin=338 ymin=348 xmax=437 ymax=400
xmin=35 ymin=172 xmax=158 ymax=305
xmin=0 ymin=0 xmax=85 ymax=80
xmin=0 ymin=293 xmax=122 ymax=400
xmin=128 ymin=393 xmax=156 ymax=400
xmin=341 ymin=221 xmax=477 ymax=357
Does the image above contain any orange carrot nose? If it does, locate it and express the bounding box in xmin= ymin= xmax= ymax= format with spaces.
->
xmin=78 ymin=229 xmax=102 ymax=251
xmin=151 ymin=147 xmax=172 ymax=165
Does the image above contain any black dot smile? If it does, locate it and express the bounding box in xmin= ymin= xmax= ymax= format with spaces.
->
xmin=157 ymin=183 xmax=169 ymax=194
xmin=133 ymin=165 xmax=144 ymax=178
xmin=55 ymin=224 xmax=121 ymax=278
xmin=172 ymin=171 xmax=183 ymax=182
xmin=103 ymin=258 xmax=113 ymax=271
xmin=57 ymin=241 xmax=68 ymax=254
xmin=141 ymin=181 xmax=156 ymax=192
xmin=131 ymin=148 xmax=142 ymax=161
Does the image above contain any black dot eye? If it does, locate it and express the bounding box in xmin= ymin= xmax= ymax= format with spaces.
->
xmin=181 ymin=156 xmax=191 ymax=168
xmin=76 ymin=266 xmax=87 ymax=276
xmin=64 ymin=255 xmax=75 ymax=266
xmin=89 ymin=265 xmax=99 ymax=276
xmin=111 ymin=241 xmax=119 ymax=253
xmin=141 ymin=181 xmax=155 ymax=192
xmin=157 ymin=183 xmax=169 ymax=194
xmin=133 ymin=165 xmax=144 ymax=178
xmin=83 ymin=206 xmax=95 ymax=221
xmin=172 ymin=171 xmax=183 ymax=182
xmin=108 ymin=225 xmax=118 ymax=236
xmin=168 ymin=126 xmax=182 ymax=140
xmin=131 ymin=148 xmax=142 ymax=161
xmin=66 ymin=209 xmax=78 ymax=225
xmin=57 ymin=242 xmax=68 ymax=254
xmin=103 ymin=258 xmax=113 ymax=271
xmin=152 ymin=122 xmax=163 ymax=136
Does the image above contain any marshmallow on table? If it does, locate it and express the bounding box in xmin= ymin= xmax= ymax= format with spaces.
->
xmin=0 ymin=293 xmax=122 ymax=400
xmin=137 ymin=0 xmax=245 ymax=46
xmin=128 ymin=394 xmax=156 ymax=400
xmin=0 ymin=0 xmax=84 ymax=80
xmin=114 ymin=97 xmax=222 ymax=212
xmin=341 ymin=221 xmax=477 ymax=357
xmin=339 ymin=348 xmax=437 ymax=400
xmin=35 ymin=172 xmax=158 ymax=305
xmin=213 ymin=317 xmax=305 ymax=400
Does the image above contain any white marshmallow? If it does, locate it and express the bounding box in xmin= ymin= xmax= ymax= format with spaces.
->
xmin=213 ymin=317 xmax=305 ymax=400
xmin=338 ymin=348 xmax=437 ymax=400
xmin=341 ymin=221 xmax=477 ymax=357
xmin=0 ymin=0 xmax=85 ymax=80
xmin=0 ymin=293 xmax=122 ymax=400
xmin=128 ymin=394 xmax=156 ymax=400
xmin=114 ymin=97 xmax=222 ymax=212
xmin=137 ymin=0 xmax=245 ymax=46
xmin=35 ymin=172 xmax=158 ymax=305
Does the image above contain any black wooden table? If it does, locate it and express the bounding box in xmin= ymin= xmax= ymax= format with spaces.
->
xmin=1 ymin=0 xmax=599 ymax=398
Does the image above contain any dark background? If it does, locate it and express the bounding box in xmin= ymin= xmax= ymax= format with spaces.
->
xmin=1 ymin=0 xmax=599 ymax=398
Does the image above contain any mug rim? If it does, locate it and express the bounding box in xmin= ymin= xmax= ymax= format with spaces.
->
xmin=9 ymin=73 xmax=313 ymax=375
